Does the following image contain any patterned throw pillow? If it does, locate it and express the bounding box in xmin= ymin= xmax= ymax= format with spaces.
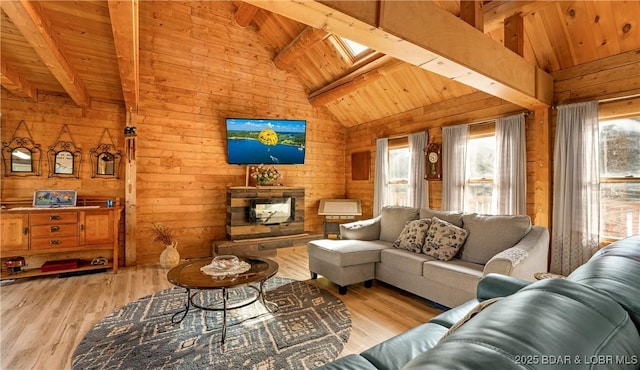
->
xmin=393 ymin=219 xmax=432 ymax=253
xmin=422 ymin=217 xmax=469 ymax=261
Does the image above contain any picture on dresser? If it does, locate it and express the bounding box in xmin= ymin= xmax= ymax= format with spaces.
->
xmin=32 ymin=190 xmax=77 ymax=207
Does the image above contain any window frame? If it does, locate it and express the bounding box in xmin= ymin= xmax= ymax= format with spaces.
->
xmin=387 ymin=137 xmax=410 ymax=207
xmin=598 ymin=115 xmax=640 ymax=243
xmin=332 ymin=36 xmax=374 ymax=63
xmin=464 ymin=124 xmax=496 ymax=213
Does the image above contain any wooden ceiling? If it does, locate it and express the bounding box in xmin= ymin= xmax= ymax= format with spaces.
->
xmin=1 ymin=1 xmax=638 ymax=126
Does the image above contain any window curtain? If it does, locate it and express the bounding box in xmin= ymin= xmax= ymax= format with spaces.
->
xmin=408 ymin=131 xmax=427 ymax=208
xmin=442 ymin=125 xmax=468 ymax=211
xmin=495 ymin=114 xmax=527 ymax=215
xmin=373 ymin=138 xmax=389 ymax=217
xmin=551 ymin=101 xmax=600 ymax=275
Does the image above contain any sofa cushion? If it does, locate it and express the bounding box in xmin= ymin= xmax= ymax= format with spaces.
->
xmin=379 ymin=206 xmax=420 ymax=243
xmin=340 ymin=217 xmax=381 ymax=241
xmin=380 ymin=249 xmax=435 ymax=276
xmin=419 ymin=208 xmax=464 ymax=227
xmin=423 ymin=259 xmax=483 ymax=293
xmin=307 ymin=239 xmax=391 ymax=267
xmin=314 ymin=354 xmax=378 ymax=370
xmin=567 ymin=236 xmax=640 ymax=329
xmin=405 ymin=278 xmax=640 ymax=370
xmin=393 ymin=218 xmax=432 ymax=253
xmin=361 ymin=323 xmax=449 ymax=370
xmin=422 ymin=217 xmax=468 ymax=261
xmin=460 ymin=213 xmax=531 ymax=265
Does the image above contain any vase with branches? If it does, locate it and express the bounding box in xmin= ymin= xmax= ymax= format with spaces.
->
xmin=151 ymin=223 xmax=180 ymax=268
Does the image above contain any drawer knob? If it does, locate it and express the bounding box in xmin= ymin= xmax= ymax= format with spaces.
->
xmin=49 ymin=215 xmax=61 ymax=221
xmin=49 ymin=240 xmax=61 ymax=245
xmin=50 ymin=226 xmax=60 ymax=232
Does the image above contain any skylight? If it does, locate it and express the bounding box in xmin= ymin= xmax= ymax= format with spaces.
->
xmin=339 ymin=37 xmax=369 ymax=58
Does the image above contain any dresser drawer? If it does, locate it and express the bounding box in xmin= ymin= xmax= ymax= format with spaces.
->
xmin=31 ymin=236 xmax=79 ymax=250
xmin=31 ymin=224 xmax=78 ymax=238
xmin=30 ymin=212 xmax=78 ymax=225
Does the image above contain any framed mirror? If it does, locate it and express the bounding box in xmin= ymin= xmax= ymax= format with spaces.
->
xmin=47 ymin=125 xmax=82 ymax=178
xmin=90 ymin=129 xmax=122 ymax=179
xmin=11 ymin=148 xmax=33 ymax=172
xmin=1 ymin=121 xmax=42 ymax=177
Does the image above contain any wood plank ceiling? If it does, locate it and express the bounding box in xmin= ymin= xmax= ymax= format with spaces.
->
xmin=1 ymin=1 xmax=638 ymax=127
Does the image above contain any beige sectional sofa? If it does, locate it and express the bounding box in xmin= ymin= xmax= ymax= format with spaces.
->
xmin=308 ymin=206 xmax=549 ymax=308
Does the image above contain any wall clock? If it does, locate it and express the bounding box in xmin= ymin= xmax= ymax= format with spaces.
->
xmin=425 ymin=143 xmax=442 ymax=180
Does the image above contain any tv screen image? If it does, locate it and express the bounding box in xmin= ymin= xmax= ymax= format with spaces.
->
xmin=226 ymin=118 xmax=306 ymax=165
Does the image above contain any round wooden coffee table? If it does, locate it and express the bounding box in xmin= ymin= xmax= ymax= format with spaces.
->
xmin=167 ymin=256 xmax=279 ymax=343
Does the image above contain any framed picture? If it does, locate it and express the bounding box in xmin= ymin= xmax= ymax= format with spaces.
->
xmin=32 ymin=190 xmax=77 ymax=208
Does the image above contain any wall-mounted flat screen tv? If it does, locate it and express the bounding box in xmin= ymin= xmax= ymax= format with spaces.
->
xmin=226 ymin=118 xmax=306 ymax=165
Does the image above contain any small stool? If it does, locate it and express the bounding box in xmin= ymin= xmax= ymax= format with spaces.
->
xmin=307 ymin=239 xmax=389 ymax=294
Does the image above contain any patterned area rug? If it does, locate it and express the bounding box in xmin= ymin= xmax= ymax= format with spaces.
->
xmin=72 ymin=277 xmax=351 ymax=370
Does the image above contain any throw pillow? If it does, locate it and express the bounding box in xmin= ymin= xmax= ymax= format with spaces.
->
xmin=422 ymin=217 xmax=469 ymax=261
xmin=379 ymin=206 xmax=420 ymax=243
xmin=459 ymin=213 xmax=531 ymax=265
xmin=393 ymin=219 xmax=432 ymax=253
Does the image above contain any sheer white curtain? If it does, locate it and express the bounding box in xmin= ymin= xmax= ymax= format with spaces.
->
xmin=408 ymin=132 xmax=427 ymax=208
xmin=495 ymin=114 xmax=527 ymax=215
xmin=551 ymin=101 xmax=600 ymax=275
xmin=373 ymin=138 xmax=389 ymax=217
xmin=442 ymin=125 xmax=468 ymax=211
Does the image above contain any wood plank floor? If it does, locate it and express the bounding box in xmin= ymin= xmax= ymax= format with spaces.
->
xmin=0 ymin=247 xmax=443 ymax=370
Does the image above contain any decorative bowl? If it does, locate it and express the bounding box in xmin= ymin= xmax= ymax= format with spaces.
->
xmin=211 ymin=255 xmax=240 ymax=270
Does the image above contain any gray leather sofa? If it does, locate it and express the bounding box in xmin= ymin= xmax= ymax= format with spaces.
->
xmin=317 ymin=235 xmax=640 ymax=370
xmin=308 ymin=206 xmax=549 ymax=307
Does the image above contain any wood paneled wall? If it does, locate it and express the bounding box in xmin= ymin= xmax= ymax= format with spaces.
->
xmin=133 ymin=1 xmax=345 ymax=263
xmin=345 ymin=91 xmax=532 ymax=218
xmin=0 ymin=91 xmax=126 ymax=200
xmin=345 ymin=48 xmax=640 ymax=224
xmin=0 ymin=90 xmax=127 ymax=264
xmin=1 ymin=0 xmax=636 ymax=266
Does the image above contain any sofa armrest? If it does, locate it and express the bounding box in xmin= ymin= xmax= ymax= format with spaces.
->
xmin=476 ymin=273 xmax=531 ymax=301
xmin=483 ymin=226 xmax=549 ymax=281
xmin=339 ymin=216 xmax=381 ymax=240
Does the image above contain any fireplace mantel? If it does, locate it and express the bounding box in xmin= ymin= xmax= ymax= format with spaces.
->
xmin=226 ymin=187 xmax=305 ymax=240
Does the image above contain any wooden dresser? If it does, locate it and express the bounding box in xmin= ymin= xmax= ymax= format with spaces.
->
xmin=0 ymin=197 xmax=122 ymax=280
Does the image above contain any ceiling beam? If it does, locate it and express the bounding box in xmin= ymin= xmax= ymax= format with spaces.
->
xmin=244 ymin=0 xmax=553 ymax=108
xmin=235 ymin=2 xmax=259 ymax=27
xmin=274 ymin=26 xmax=330 ymax=70
xmin=1 ymin=0 xmax=90 ymax=107
xmin=309 ymin=55 xmax=403 ymax=106
xmin=1 ymin=57 xmax=37 ymax=101
xmin=108 ymin=0 xmax=140 ymax=112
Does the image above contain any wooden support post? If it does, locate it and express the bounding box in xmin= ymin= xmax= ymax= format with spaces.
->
xmin=504 ymin=14 xmax=524 ymax=56
xmin=459 ymin=1 xmax=483 ymax=32
xmin=124 ymin=109 xmax=137 ymax=266
xmin=533 ymin=108 xmax=551 ymax=228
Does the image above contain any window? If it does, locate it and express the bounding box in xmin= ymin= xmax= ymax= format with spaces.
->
xmin=599 ymin=117 xmax=640 ymax=240
xmin=465 ymin=134 xmax=496 ymax=214
xmin=388 ymin=139 xmax=410 ymax=206
xmin=335 ymin=36 xmax=371 ymax=61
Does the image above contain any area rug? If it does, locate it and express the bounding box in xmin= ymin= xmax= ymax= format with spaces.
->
xmin=72 ymin=277 xmax=351 ymax=370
